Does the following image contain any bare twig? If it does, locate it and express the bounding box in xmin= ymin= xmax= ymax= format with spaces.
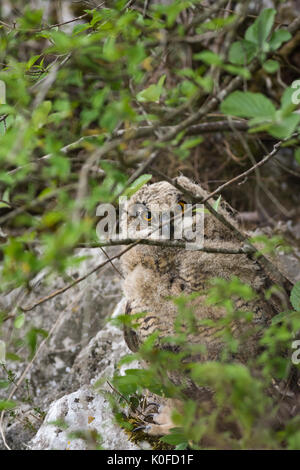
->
xmin=8 ymin=120 xmax=249 ymax=177
xmin=0 ymin=114 xmax=8 ymax=123
xmin=199 ymin=139 xmax=286 ymax=205
xmin=20 ymin=243 xmax=139 ymax=312
xmin=97 ymin=238 xmax=248 ymax=254
xmin=197 ymin=3 xmax=289 ymax=27
xmin=99 ymin=247 xmax=124 ymax=279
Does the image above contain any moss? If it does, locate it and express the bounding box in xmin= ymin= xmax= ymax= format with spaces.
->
xmin=123 ymin=417 xmax=175 ymax=450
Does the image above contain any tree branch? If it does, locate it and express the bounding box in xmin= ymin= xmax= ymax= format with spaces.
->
xmin=96 ymin=238 xmax=249 ymax=254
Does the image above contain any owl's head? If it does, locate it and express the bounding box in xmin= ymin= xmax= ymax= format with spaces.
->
xmin=120 ymin=176 xmax=209 ymax=243
xmin=119 ymin=176 xmax=239 ymax=248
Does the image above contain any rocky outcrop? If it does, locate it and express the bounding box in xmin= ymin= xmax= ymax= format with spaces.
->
xmin=0 ymin=248 xmax=141 ymax=450
xmin=29 ymin=299 xmax=141 ymax=450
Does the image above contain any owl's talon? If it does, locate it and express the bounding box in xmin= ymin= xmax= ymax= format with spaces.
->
xmin=132 ymin=424 xmax=150 ymax=433
xmin=143 ymin=403 xmax=176 ymax=436
xmin=143 ymin=402 xmax=161 ymax=414
xmin=146 ymin=402 xmax=160 ymax=407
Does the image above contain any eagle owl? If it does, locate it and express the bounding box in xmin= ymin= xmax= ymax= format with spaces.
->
xmin=120 ymin=176 xmax=287 ymax=436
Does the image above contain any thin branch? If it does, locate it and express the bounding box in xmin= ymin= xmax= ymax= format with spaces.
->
xmin=8 ymin=120 xmax=248 ymax=176
xmin=17 ymin=2 xmax=105 ymax=33
xmin=20 ymin=242 xmax=139 ymax=312
xmin=0 ymin=184 xmax=77 ymax=225
xmin=96 ymin=238 xmax=249 ymax=254
xmin=0 ymin=114 xmax=8 ymax=123
xmin=199 ymin=139 xmax=286 ymax=205
xmin=99 ymin=247 xmax=124 ymax=279
xmin=186 ymin=0 xmax=230 ymax=32
xmin=197 ymin=3 xmax=289 ymax=27
xmin=0 ymin=20 xmax=11 ymax=29
xmin=115 ymin=119 xmax=249 ymax=139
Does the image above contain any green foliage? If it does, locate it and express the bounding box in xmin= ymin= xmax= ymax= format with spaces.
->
xmin=290 ymin=282 xmax=300 ymax=312
xmin=194 ymin=50 xmax=251 ymax=79
xmin=14 ymin=313 xmax=25 ymax=329
xmin=26 ymin=328 xmax=48 ymax=358
xmin=223 ymin=9 xmax=297 ymax=139
xmin=123 ymin=174 xmax=152 ymax=198
xmin=250 ymin=234 xmax=291 ymax=256
xmin=221 ymin=89 xmax=300 ymax=139
xmin=0 ymin=399 xmax=17 ymax=410
xmin=137 ymin=75 xmax=166 ymax=103
xmin=229 ymin=8 xmax=291 ymax=66
xmin=263 ymin=59 xmax=280 ymax=74
xmin=245 ymin=8 xmax=276 ymax=48
xmin=222 ymin=91 xmax=276 ymax=119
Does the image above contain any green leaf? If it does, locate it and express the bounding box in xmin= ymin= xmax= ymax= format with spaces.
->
xmin=280 ymin=86 xmax=298 ymax=112
xmin=14 ymin=313 xmax=25 ymax=329
xmin=103 ymin=37 xmax=121 ymax=62
xmin=263 ymin=59 xmax=279 ymax=74
xmin=291 ymin=281 xmax=300 ymax=311
xmin=175 ymin=442 xmax=188 ymax=450
xmin=5 ymin=352 xmax=22 ymax=361
xmin=199 ymin=15 xmax=236 ymax=31
xmin=0 ymin=380 xmax=10 ymax=389
xmin=160 ymin=428 xmax=187 ymax=445
xmin=19 ymin=8 xmax=43 ymax=29
xmin=228 ymin=40 xmax=257 ymax=65
xmin=193 ymin=51 xmax=223 ymax=66
xmin=47 ymin=156 xmax=70 ymax=180
xmin=221 ymin=91 xmax=276 ymax=119
xmin=137 ymin=75 xmax=166 ymax=103
xmin=46 ymin=30 xmax=73 ymax=54
xmin=269 ymin=30 xmax=291 ymax=51
xmin=72 ymin=24 xmax=90 ymax=35
xmin=153 ymin=1 xmax=191 ymax=28
xmin=268 ymin=113 xmax=300 ymax=139
xmin=212 ymin=195 xmax=221 ymax=211
xmin=0 ymin=400 xmax=17 ymax=411
xmin=123 ymin=174 xmax=152 ymax=198
xmin=223 ymin=65 xmax=251 ymax=79
xmin=271 ymin=310 xmax=299 ymax=325
xmin=245 ymin=8 xmax=276 ymax=47
xmin=180 ymin=137 xmax=203 ymax=150
xmin=26 ymin=54 xmax=41 ymax=70
xmin=32 ymin=101 xmax=52 ymax=130
xmin=0 ymin=188 xmax=10 ymax=208
xmin=26 ymin=328 xmax=48 ymax=358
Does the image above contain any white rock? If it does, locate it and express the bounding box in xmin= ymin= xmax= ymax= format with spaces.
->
xmin=30 ymin=387 xmax=138 ymax=450
xmin=29 ymin=299 xmax=141 ymax=450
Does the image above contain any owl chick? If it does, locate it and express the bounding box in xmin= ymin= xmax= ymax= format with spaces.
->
xmin=120 ymin=176 xmax=286 ymax=436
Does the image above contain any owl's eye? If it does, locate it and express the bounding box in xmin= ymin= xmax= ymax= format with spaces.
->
xmin=178 ymin=200 xmax=186 ymax=212
xmin=142 ymin=211 xmax=152 ymax=221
